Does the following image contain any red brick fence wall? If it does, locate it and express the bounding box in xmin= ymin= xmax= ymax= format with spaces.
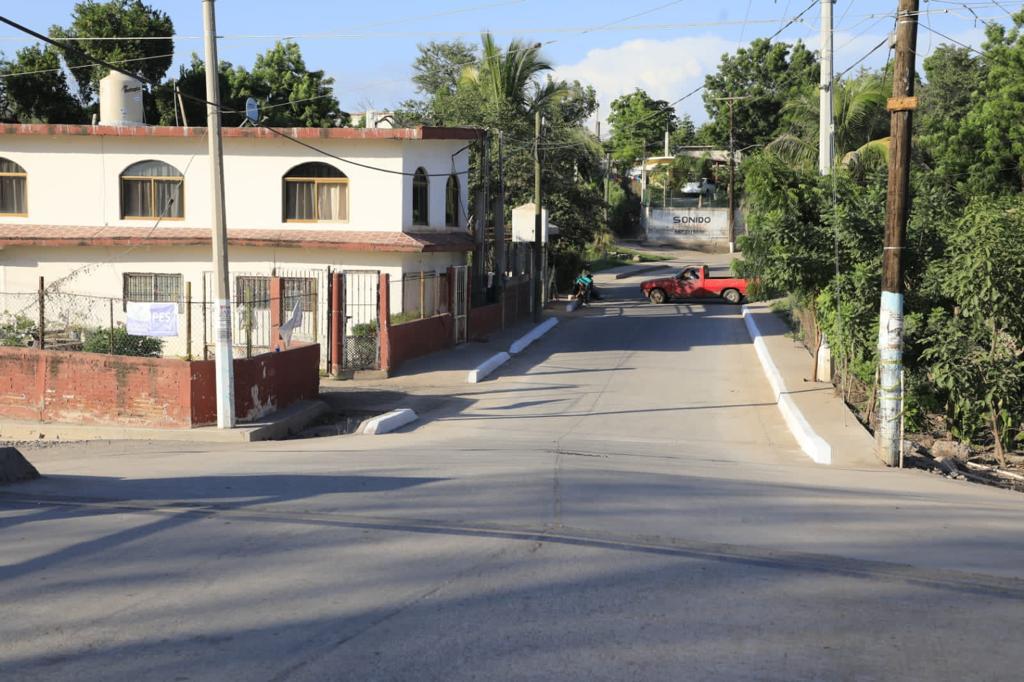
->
xmin=0 ymin=344 xmax=319 ymax=428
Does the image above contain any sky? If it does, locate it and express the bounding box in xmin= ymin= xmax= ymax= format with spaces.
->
xmin=1 ymin=0 xmax=1016 ymax=131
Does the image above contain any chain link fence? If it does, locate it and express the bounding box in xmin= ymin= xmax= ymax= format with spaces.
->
xmin=0 ymin=288 xmax=316 ymax=361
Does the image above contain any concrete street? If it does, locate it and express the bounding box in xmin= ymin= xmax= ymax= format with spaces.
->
xmin=2 ymin=260 xmax=1023 ymax=681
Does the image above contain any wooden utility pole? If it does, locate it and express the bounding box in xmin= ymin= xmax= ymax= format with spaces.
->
xmin=533 ymin=111 xmax=543 ymax=322
xmin=604 ymin=152 xmax=611 ymax=230
xmin=876 ymin=0 xmax=919 ymax=467
xmin=202 ymin=0 xmax=235 ymax=429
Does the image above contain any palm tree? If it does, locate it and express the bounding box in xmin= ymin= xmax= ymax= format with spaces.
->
xmin=463 ymin=33 xmax=567 ymax=114
xmin=767 ymin=75 xmax=889 ymax=171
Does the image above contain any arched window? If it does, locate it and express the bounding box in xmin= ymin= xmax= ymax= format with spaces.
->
xmin=445 ymin=174 xmax=460 ymax=227
xmin=412 ymin=167 xmax=429 ymax=226
xmin=0 ymin=158 xmax=27 ymax=216
xmin=283 ymin=162 xmax=348 ymax=222
xmin=120 ymin=160 xmax=184 ymax=219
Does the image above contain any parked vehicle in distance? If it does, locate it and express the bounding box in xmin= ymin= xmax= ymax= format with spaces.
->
xmin=640 ymin=264 xmax=748 ymax=305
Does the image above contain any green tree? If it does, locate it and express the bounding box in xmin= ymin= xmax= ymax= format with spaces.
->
xmin=702 ymin=38 xmax=818 ymax=150
xmin=152 ymin=43 xmax=345 ymax=128
xmin=50 ymin=0 xmax=174 ymax=103
xmin=946 ymin=16 xmax=1024 ymax=193
xmin=411 ymin=39 xmax=478 ymax=98
xmin=463 ymin=33 xmax=567 ymax=116
xmin=917 ymin=44 xmax=986 ymax=180
xmin=921 ymin=197 xmax=1024 ymax=463
xmin=232 ymin=41 xmax=344 ymax=128
xmin=0 ymin=45 xmax=85 ymax=123
xmin=767 ymin=72 xmax=889 ymax=171
xmin=606 ymin=89 xmax=677 ymax=168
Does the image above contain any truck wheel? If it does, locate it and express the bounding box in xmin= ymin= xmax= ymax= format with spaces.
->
xmin=649 ymin=288 xmax=667 ymax=304
xmin=722 ymin=288 xmax=742 ymax=304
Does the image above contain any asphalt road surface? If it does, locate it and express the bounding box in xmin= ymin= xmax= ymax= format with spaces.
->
xmin=2 ymin=270 xmax=1022 ymax=681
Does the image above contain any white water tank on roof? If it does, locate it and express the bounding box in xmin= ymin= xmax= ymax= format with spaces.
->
xmin=99 ymin=71 xmax=145 ymax=126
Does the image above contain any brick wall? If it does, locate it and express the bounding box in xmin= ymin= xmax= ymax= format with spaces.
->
xmin=0 ymin=344 xmax=320 ymax=428
xmin=0 ymin=347 xmax=192 ymax=427
xmin=469 ymin=303 xmax=502 ymax=340
xmin=388 ymin=315 xmax=454 ymax=371
xmin=190 ymin=344 xmax=321 ymax=424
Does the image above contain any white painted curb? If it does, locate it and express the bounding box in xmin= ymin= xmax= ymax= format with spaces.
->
xmin=360 ymin=408 xmax=418 ymax=435
xmin=509 ymin=317 xmax=559 ymax=355
xmin=742 ymin=306 xmax=832 ymax=465
xmin=467 ymin=352 xmax=511 ymax=383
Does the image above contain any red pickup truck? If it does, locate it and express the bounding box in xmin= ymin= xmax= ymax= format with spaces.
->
xmin=640 ymin=264 xmax=748 ymax=304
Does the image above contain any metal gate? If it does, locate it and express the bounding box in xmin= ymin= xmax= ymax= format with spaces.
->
xmin=452 ymin=265 xmax=468 ymax=344
xmin=342 ymin=270 xmax=380 ymax=370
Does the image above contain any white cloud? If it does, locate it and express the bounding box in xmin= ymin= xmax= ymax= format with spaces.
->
xmin=554 ymin=35 xmax=737 ymax=133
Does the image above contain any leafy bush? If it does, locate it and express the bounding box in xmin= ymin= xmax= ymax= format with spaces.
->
xmin=0 ymin=314 xmax=36 ymax=347
xmin=82 ymin=326 xmax=163 ymax=357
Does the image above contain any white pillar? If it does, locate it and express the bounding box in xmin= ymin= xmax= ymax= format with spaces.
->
xmin=819 ymin=0 xmax=835 ymax=175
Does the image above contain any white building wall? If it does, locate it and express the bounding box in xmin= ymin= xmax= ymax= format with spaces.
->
xmin=401 ymin=140 xmax=471 ymax=231
xmin=0 ymin=133 xmax=470 ymax=233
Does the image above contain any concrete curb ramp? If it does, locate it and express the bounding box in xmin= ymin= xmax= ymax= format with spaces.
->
xmin=742 ymin=306 xmax=832 ymax=465
xmin=509 ymin=318 xmax=559 ymax=355
xmin=467 ymin=352 xmax=511 ymax=383
xmin=360 ymin=408 xmax=418 ymax=435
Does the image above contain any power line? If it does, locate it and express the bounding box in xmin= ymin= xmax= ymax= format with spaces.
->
xmin=0 ymin=51 xmax=172 ymax=79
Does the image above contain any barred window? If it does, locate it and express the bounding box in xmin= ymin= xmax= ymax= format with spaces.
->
xmin=120 ymin=160 xmax=184 ymax=219
xmin=412 ymin=167 xmax=428 ymax=226
xmin=123 ymin=273 xmax=182 ymax=311
xmin=0 ymin=158 xmax=27 ymax=216
xmin=284 ymin=163 xmax=348 ymax=222
xmin=236 ymin=276 xmax=270 ymax=310
xmin=283 ymin=277 xmax=317 ymax=313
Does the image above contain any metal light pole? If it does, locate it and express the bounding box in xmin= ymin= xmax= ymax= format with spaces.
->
xmin=202 ymin=0 xmax=235 ymax=428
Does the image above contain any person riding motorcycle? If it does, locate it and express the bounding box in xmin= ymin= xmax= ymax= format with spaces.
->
xmin=574 ymin=268 xmax=595 ymax=305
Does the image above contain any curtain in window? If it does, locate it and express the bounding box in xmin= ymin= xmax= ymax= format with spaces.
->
xmin=0 ymin=175 xmax=26 ymax=214
xmin=286 ymin=181 xmax=316 ymax=220
xmin=316 ymin=182 xmax=346 ymax=221
xmin=154 ymin=180 xmax=183 ymax=218
xmin=121 ymin=179 xmax=152 ymax=217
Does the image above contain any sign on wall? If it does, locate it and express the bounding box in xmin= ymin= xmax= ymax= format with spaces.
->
xmin=126 ymin=302 xmax=179 ymax=337
xmin=643 ymin=207 xmax=740 ymax=244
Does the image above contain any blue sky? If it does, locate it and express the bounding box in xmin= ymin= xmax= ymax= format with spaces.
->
xmin=1 ymin=1 xmax=1016 ymax=128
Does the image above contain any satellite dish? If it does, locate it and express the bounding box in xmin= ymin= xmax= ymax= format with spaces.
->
xmin=245 ymin=97 xmax=259 ymax=125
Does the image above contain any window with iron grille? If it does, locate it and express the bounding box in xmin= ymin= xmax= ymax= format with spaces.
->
xmin=0 ymin=158 xmax=27 ymax=216
xmin=236 ymin=276 xmax=270 ymax=310
xmin=123 ymin=273 xmax=182 ymax=311
xmin=282 ymin=277 xmax=317 ymax=313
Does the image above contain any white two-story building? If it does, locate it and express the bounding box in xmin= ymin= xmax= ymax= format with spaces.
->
xmin=0 ymin=79 xmax=478 ymax=365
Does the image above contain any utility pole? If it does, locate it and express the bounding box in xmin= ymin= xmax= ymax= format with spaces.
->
xmin=876 ymin=0 xmax=919 ymax=467
xmin=819 ymin=0 xmax=835 ymax=174
xmin=533 ymin=111 xmax=543 ymax=322
xmin=728 ymin=99 xmax=735 ymax=252
xmin=495 ymin=131 xmax=506 ymax=298
xmin=202 ymin=0 xmax=234 ymax=429
xmin=604 ymin=152 xmax=611 ymax=230
xmin=473 ymin=131 xmax=490 ymax=305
